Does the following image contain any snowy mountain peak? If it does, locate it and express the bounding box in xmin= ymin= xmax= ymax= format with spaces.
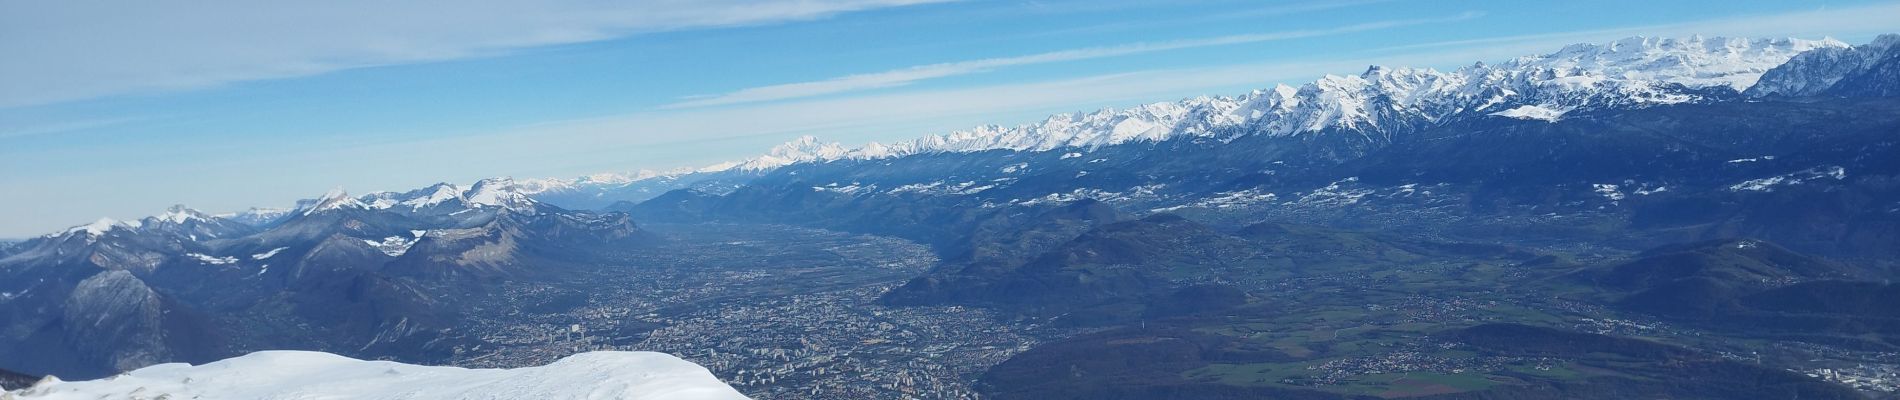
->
xmin=515 ymin=177 xmax=577 ymax=194
xmin=398 ymin=183 xmax=466 ymax=210
xmin=151 ymin=205 xmax=213 ymax=224
xmin=464 ymin=177 xmax=538 ymax=211
xmin=223 ymin=207 xmax=291 ymax=227
xmin=300 ymin=187 xmax=366 ymax=215
xmin=357 ymin=183 xmax=467 ymax=211
xmin=65 ymin=217 xmax=135 ymax=237
xmin=223 ymin=177 xmax=543 ymax=225
xmin=468 ymin=177 xmax=512 ymax=188
xmin=1517 ymin=35 xmax=1845 ymax=91
xmin=772 ymin=135 xmax=848 ymax=157
xmin=736 ymin=135 xmax=853 ymax=170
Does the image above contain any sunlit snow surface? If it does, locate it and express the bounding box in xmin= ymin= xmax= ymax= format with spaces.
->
xmin=6 ymin=350 xmax=750 ymax=400
xmin=1490 ymin=105 xmax=1570 ymax=121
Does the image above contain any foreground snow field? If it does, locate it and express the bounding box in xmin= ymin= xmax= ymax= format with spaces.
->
xmin=3 ymin=350 xmax=750 ymax=400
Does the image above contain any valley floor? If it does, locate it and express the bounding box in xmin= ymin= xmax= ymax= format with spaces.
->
xmin=434 ymin=223 xmax=1900 ymax=399
xmin=441 ymin=224 xmax=1069 ymax=399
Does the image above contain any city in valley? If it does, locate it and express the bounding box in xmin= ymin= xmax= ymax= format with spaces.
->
xmin=445 ymin=224 xmax=1064 ymax=399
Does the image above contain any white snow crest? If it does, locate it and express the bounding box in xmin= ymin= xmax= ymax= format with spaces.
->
xmin=5 ymin=350 xmax=751 ymax=400
xmin=299 ymin=188 xmax=367 ymax=216
xmin=251 ymin=247 xmax=289 ymax=260
xmin=152 ymin=205 xmax=212 ymax=224
xmin=365 ymin=236 xmax=420 ymax=257
xmin=66 ymin=218 xmax=128 ymax=237
xmin=186 ymin=253 xmax=238 ymax=265
xmin=1729 ymin=166 xmax=1848 ymax=192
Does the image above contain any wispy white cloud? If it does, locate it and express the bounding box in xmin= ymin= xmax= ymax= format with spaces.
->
xmin=0 ymin=0 xmax=949 ymax=108
xmin=663 ymin=11 xmax=1483 ymax=109
xmin=0 ymin=116 xmax=144 ymax=139
xmin=1023 ymin=0 xmax=1403 ymax=38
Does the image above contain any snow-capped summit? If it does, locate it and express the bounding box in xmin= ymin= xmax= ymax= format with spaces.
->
xmin=514 ymin=177 xmax=577 ymax=194
xmin=298 ymin=187 xmax=367 ymax=216
xmin=359 ymin=183 xmax=465 ymax=211
xmin=1522 ymin=35 xmax=1844 ymax=91
xmin=5 ymin=350 xmax=750 ymax=400
xmin=131 ymin=205 xmax=257 ymax=242
xmin=64 ymin=217 xmax=135 ymax=237
xmin=464 ymin=177 xmax=538 ymax=212
xmin=223 ymin=207 xmax=291 ymax=227
xmin=148 ymin=204 xmax=214 ymax=225
xmin=397 ymin=183 xmax=466 ymax=210
xmin=735 ymin=135 xmax=854 ymax=170
xmin=227 ymin=178 xmax=547 ymax=227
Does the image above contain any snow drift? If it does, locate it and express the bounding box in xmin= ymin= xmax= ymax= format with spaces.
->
xmin=4 ymin=350 xmax=749 ymax=400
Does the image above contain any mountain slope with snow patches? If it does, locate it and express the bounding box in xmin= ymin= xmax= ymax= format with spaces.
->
xmin=1749 ymin=34 xmax=1900 ymax=97
xmin=1 ymin=177 xmax=658 ymax=379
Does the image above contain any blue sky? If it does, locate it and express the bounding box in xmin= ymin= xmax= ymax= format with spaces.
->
xmin=2 ymin=0 xmax=1898 ymax=237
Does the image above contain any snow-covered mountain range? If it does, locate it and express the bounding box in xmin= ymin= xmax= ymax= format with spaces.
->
xmin=33 ymin=34 xmax=1884 ymax=237
xmin=3 ymin=350 xmax=750 ymax=400
xmin=796 ymin=36 xmax=1838 ymax=153
xmin=497 ymin=35 xmax=1849 ymax=208
xmin=36 ymin=178 xmax=550 ymax=241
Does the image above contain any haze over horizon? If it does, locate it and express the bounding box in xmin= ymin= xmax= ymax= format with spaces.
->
xmin=4 ymin=0 xmax=1899 ymax=237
